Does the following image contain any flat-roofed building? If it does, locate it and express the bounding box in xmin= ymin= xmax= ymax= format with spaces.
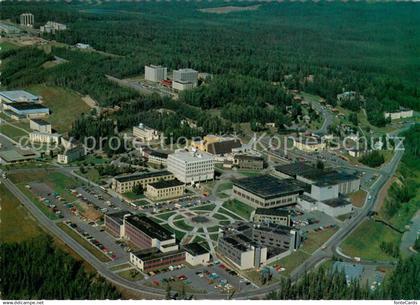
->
xmin=172 ymin=80 xmax=195 ymax=91
xmin=183 ymin=242 xmax=211 ymax=266
xmin=40 ymin=21 xmax=67 ymax=34
xmin=217 ymin=222 xmax=300 ymax=270
xmin=191 ymin=135 xmax=241 ymax=155
xmin=29 ymin=131 xmax=61 ymax=144
xmin=167 ymin=151 xmax=214 ymax=184
xmin=57 ymin=146 xmax=85 ymax=164
xmin=0 ymin=90 xmax=39 ymax=104
xmin=293 ymin=136 xmax=326 ymax=152
xmin=2 ymin=102 xmax=49 ymax=118
xmin=297 ymin=170 xmax=360 ymax=195
xmin=104 ymin=211 xmax=132 ymax=238
xmin=173 ymin=68 xmax=198 ymax=85
xmin=0 ymin=148 xmax=39 ymax=164
xmin=29 ymin=118 xmax=52 ymax=133
xmin=132 ymin=123 xmax=160 ymax=141
xmin=130 ymin=248 xmax=185 ymax=272
xmin=111 ymin=170 xmax=174 ymax=193
xmin=123 ymin=215 xmax=178 ymax=252
xmin=145 ymin=65 xmax=167 ymax=82
xmin=143 ymin=149 xmax=168 ymax=166
xmin=273 ymin=162 xmax=318 ymax=179
xmin=298 ymin=194 xmax=352 ymax=217
xmin=145 ymin=179 xmax=185 ymax=201
xmin=233 ymin=154 xmax=264 ymax=170
xmin=384 ymin=108 xmax=413 ymax=120
xmin=232 ymin=175 xmax=304 ymax=208
xmin=252 ymin=208 xmax=291 ymax=226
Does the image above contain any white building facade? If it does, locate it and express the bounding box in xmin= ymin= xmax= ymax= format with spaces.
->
xmin=145 ymin=65 xmax=167 ymax=82
xmin=167 ymin=151 xmax=214 ymax=184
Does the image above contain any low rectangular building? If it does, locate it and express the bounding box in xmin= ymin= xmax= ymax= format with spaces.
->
xmin=130 ymin=248 xmax=185 ymax=272
xmin=29 ymin=119 xmax=52 ymax=133
xmin=232 ymin=175 xmax=303 ymax=208
xmin=298 ymin=194 xmax=352 ymax=218
xmin=111 ymin=170 xmax=174 ymax=193
xmin=104 ymin=211 xmax=132 ymax=238
xmin=293 ymin=136 xmax=326 ymax=152
xmin=233 ymin=154 xmax=264 ymax=170
xmin=0 ymin=90 xmax=39 ymax=104
xmin=252 ymin=208 xmax=291 ymax=226
xmin=183 ymin=242 xmax=211 ymax=266
xmin=133 ymin=123 xmax=160 ymax=141
xmin=143 ymin=149 xmax=168 ymax=166
xmin=123 ymin=215 xmax=178 ymax=252
xmin=57 ymin=146 xmax=85 ymax=164
xmin=3 ymin=102 xmax=49 ymax=118
xmin=297 ymin=170 xmax=360 ymax=195
xmin=145 ymin=179 xmax=185 ymax=201
xmin=273 ymin=162 xmax=319 ymax=179
xmin=29 ymin=131 xmax=61 ymax=144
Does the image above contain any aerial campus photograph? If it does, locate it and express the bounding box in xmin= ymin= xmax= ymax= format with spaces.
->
xmin=0 ymin=0 xmax=419 ymax=303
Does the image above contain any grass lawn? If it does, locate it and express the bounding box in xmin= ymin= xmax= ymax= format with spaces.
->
xmin=216 ymin=181 xmax=233 ymax=194
xmin=173 ymin=220 xmax=194 ymax=232
xmin=349 ymin=190 xmax=367 ymax=208
xmin=109 ymin=263 xmax=131 ymax=271
xmin=0 ymin=124 xmax=28 ymax=141
xmin=155 ymin=211 xmax=176 ymax=221
xmin=123 ymin=192 xmax=145 ymax=201
xmin=341 ymin=219 xmax=401 ymax=261
xmin=301 ymin=227 xmax=338 ymax=254
xmin=26 ymin=85 xmax=90 ymax=133
xmin=0 ymin=41 xmax=19 ymax=52
xmin=269 ymin=250 xmax=310 ymax=276
xmin=218 ymin=207 xmax=243 ymax=220
xmin=57 ymin=223 xmax=111 ymax=262
xmin=191 ymin=203 xmax=216 ymax=211
xmin=222 ymin=199 xmax=254 ymax=220
xmin=213 ymin=213 xmax=228 ymax=220
xmin=117 ymin=269 xmax=144 ymax=281
xmin=0 ymin=184 xmax=43 ymax=243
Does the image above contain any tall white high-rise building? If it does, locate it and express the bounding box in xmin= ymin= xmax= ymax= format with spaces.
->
xmin=172 ymin=68 xmax=198 ymax=85
xmin=144 ymin=65 xmax=167 ymax=82
xmin=20 ymin=13 xmax=34 ymax=28
xmin=167 ymin=151 xmax=214 ymax=184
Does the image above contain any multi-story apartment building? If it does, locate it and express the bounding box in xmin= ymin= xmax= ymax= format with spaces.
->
xmin=167 ymin=151 xmax=214 ymax=184
xmin=111 ymin=170 xmax=174 ymax=193
xmin=123 ymin=215 xmax=178 ymax=252
xmin=104 ymin=211 xmax=132 ymax=238
xmin=29 ymin=131 xmax=60 ymax=144
xmin=172 ymin=68 xmax=198 ymax=85
xmin=232 ymin=175 xmax=304 ymax=209
xmin=145 ymin=179 xmax=185 ymax=201
xmin=40 ymin=21 xmax=67 ymax=34
xmin=144 ymin=65 xmax=167 ymax=82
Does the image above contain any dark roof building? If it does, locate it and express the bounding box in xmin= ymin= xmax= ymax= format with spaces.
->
xmin=207 ymin=139 xmax=241 ymax=155
xmin=183 ymin=242 xmax=209 ymax=256
xmin=125 ymin=215 xmax=174 ymax=241
xmin=114 ymin=170 xmax=172 ymax=183
xmin=148 ymin=179 xmax=184 ymax=189
xmin=274 ymin=162 xmax=321 ymax=179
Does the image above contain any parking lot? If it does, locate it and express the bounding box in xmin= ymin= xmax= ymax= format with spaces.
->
xmin=146 ymin=260 xmax=255 ymax=294
xmin=292 ymin=209 xmax=340 ymax=232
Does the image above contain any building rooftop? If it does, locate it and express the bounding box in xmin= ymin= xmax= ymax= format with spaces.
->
xmin=274 ymin=162 xmax=319 ymax=178
xmin=234 ymin=154 xmax=263 ymax=161
xmin=207 ymin=139 xmax=242 ymax=155
xmin=114 ymin=170 xmax=172 ymax=183
xmin=30 ymin=118 xmax=50 ymax=126
xmin=0 ymin=90 xmax=39 ymax=102
xmin=169 ymin=151 xmax=213 ymax=163
xmin=254 ymin=208 xmax=290 ymax=217
xmin=0 ymin=148 xmax=39 ymax=162
xmin=174 ymin=68 xmax=198 ymax=73
xmin=148 ymin=150 xmax=168 ymax=159
xmin=183 ymin=242 xmax=209 ymax=256
xmin=131 ymin=247 xmax=183 ymax=261
xmin=125 ymin=215 xmax=174 ymax=241
xmin=7 ymin=102 xmax=49 ymax=111
xmin=148 ymin=179 xmax=184 ymax=189
xmin=105 ymin=211 xmax=132 ymax=225
xmin=233 ymin=175 xmax=303 ymax=200
xmin=298 ymin=169 xmax=359 ymax=185
xmin=322 ymin=197 xmax=351 ymax=208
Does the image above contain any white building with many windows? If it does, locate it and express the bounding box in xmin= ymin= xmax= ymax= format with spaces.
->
xmin=167 ymin=150 xmax=214 ymax=184
xmin=145 ymin=65 xmax=167 ymax=82
xmin=173 ymin=68 xmax=198 ymax=85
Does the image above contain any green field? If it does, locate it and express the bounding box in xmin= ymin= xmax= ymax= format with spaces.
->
xmin=25 ymin=85 xmax=91 ymax=133
xmin=116 ymin=269 xmax=144 ymax=281
xmin=301 ymin=227 xmax=338 ymax=254
xmin=269 ymin=250 xmax=310 ymax=276
xmin=0 ymin=124 xmax=28 ymax=141
xmin=341 ymin=219 xmax=401 ymax=261
xmin=191 ymin=203 xmax=216 ymax=211
xmin=222 ymin=199 xmax=254 ymax=220
xmin=0 ymin=184 xmax=43 ymax=243
xmin=218 ymin=207 xmax=243 ymax=220
xmin=173 ymin=220 xmax=194 ymax=232
xmin=57 ymin=223 xmax=111 ymax=262
xmin=155 ymin=211 xmax=176 ymax=221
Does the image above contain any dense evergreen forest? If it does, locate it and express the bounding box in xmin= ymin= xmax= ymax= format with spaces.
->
xmin=1 ymin=1 xmax=419 ymax=133
xmin=0 ymin=236 xmax=121 ymax=299
xmin=266 ymin=255 xmax=420 ymax=300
